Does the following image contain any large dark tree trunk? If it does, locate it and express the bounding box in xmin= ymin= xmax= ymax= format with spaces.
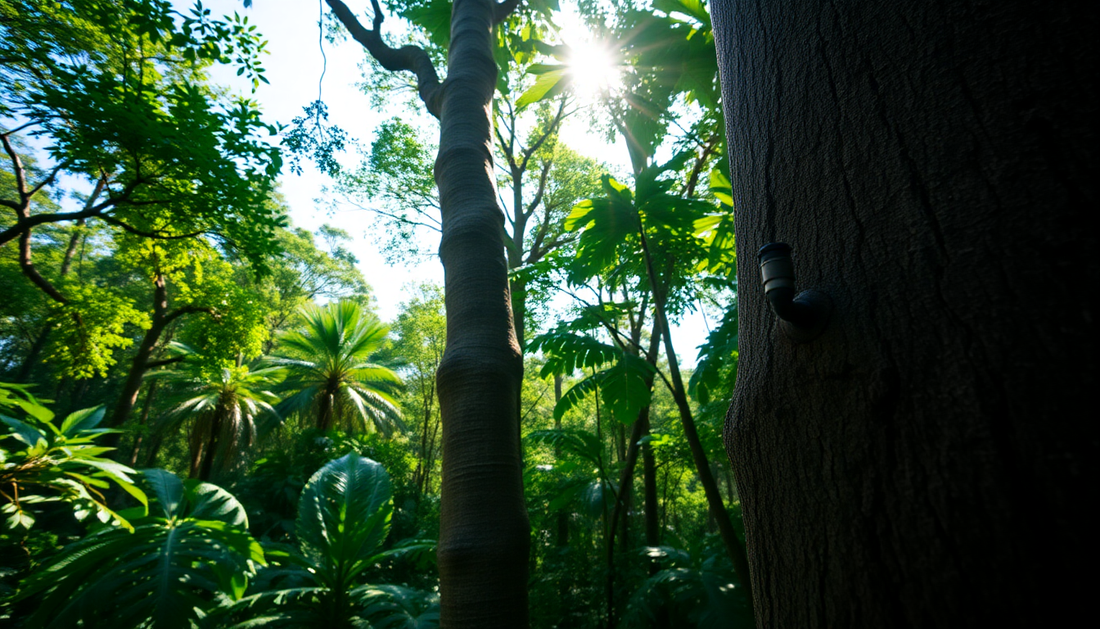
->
xmin=710 ymin=1 xmax=1097 ymax=627
xmin=433 ymin=1 xmax=529 ymax=626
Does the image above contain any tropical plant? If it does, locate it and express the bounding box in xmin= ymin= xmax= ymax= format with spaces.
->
xmin=0 ymin=383 xmax=146 ymax=531
xmin=618 ymin=545 xmax=752 ymax=629
xmin=154 ymin=347 xmax=282 ymax=481
xmin=272 ymin=301 xmax=403 ymax=435
xmin=16 ymin=468 xmax=264 ymax=628
xmin=219 ymin=453 xmax=437 ymax=628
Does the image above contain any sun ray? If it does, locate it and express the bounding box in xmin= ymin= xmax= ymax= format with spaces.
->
xmin=566 ymin=38 xmax=622 ymax=103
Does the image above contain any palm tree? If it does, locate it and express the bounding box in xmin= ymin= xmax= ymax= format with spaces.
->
xmin=272 ymin=301 xmax=404 ymax=435
xmin=155 ymin=346 xmax=282 ymax=480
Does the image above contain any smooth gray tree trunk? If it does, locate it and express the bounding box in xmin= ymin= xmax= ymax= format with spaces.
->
xmin=710 ymin=1 xmax=1097 ymax=626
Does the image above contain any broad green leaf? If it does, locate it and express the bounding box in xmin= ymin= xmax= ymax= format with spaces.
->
xmin=709 ymin=167 xmax=734 ymax=207
xmin=653 ymin=0 xmax=713 ymax=26
xmin=1 ymin=414 xmax=46 ymax=448
xmin=517 ymin=69 xmax=568 ymax=108
xmin=599 ymin=354 xmax=657 ymax=424
xmin=13 ymin=397 xmax=54 ymax=422
xmin=60 ymin=406 xmax=106 ymax=435
xmin=19 ymin=469 xmax=261 ymax=628
xmin=183 ymin=479 xmax=248 ymax=528
xmin=297 ymin=453 xmax=393 ymax=585
xmin=144 ymin=468 xmax=184 ymax=519
xmin=528 ymin=330 xmax=620 ymax=376
xmin=554 ymin=374 xmax=601 ymax=422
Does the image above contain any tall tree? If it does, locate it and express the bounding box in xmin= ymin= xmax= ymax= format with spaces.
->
xmin=710 ymin=0 xmax=1097 ymax=626
xmin=323 ymin=1 xmax=536 ymax=625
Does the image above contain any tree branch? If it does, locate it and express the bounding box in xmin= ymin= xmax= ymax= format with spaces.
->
xmin=325 ymin=0 xmax=444 ymax=118
xmin=145 ymin=356 xmax=186 ymax=369
xmin=520 ymin=98 xmax=566 ymax=172
xmin=1 ymin=132 xmax=29 ymax=199
xmin=99 ymin=215 xmax=206 ymax=240
xmin=0 ymin=175 xmax=143 ymax=247
xmin=163 ymin=305 xmax=214 ymax=326
xmin=0 ymin=206 xmax=106 ymax=247
xmin=524 ymin=156 xmax=554 ymax=220
xmin=18 ymin=229 xmax=67 ymax=304
xmin=27 ymin=163 xmax=64 ymax=200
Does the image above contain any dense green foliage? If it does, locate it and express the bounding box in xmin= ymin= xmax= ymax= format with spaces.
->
xmin=1 ymin=0 xmax=744 ymax=626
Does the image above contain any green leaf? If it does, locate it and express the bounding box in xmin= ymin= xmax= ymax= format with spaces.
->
xmin=144 ymin=468 xmax=184 ymax=519
xmin=183 ymin=479 xmax=249 ymax=528
xmin=599 ymin=354 xmax=657 ymax=424
xmin=653 ymin=0 xmax=712 ymax=26
xmin=709 ymin=167 xmax=734 ymax=207
xmin=60 ymin=406 xmax=106 ymax=435
xmin=528 ymin=330 xmax=621 ymax=376
xmin=19 ymin=469 xmax=262 ymax=628
xmin=554 ymin=374 xmax=601 ymax=422
xmin=296 ymin=453 xmax=394 ymax=584
xmin=13 ymin=397 xmax=54 ymax=422
xmin=527 ymin=62 xmax=564 ymax=75
xmin=517 ymin=69 xmax=568 ymax=108
xmin=1 ymin=414 xmax=46 ymax=448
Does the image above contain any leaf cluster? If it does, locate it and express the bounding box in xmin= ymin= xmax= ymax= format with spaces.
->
xmin=0 ymin=386 xmax=147 ymax=532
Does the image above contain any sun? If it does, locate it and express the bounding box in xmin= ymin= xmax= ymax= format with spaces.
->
xmin=566 ymin=39 xmax=622 ymax=101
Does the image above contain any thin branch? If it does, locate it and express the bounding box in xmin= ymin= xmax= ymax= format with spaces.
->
xmin=0 ymin=120 xmax=39 ymax=136
xmin=495 ymin=123 xmax=519 ymax=172
xmin=1 ymin=132 xmax=28 ymax=199
xmin=18 ymin=230 xmax=66 ymax=304
xmin=163 ymin=305 xmax=214 ymax=326
xmin=325 ymin=0 xmax=444 ymax=118
xmin=343 ymin=198 xmax=443 ymax=232
xmin=99 ymin=215 xmax=206 ymax=241
xmin=523 ymin=156 xmax=554 ymax=220
xmin=146 ymin=356 xmax=187 ymax=370
xmin=27 ymin=163 xmax=65 ymax=199
xmin=520 ymin=98 xmax=567 ymax=172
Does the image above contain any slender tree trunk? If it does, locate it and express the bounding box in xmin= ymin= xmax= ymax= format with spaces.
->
xmin=639 ymin=230 xmax=754 ymax=606
xmin=433 ymin=1 xmax=529 ymax=626
xmin=15 ymin=323 xmax=52 ymax=382
xmin=710 ymin=1 xmax=1097 ymax=626
xmin=109 ymin=273 xmax=169 ymax=430
xmin=143 ymin=430 xmax=166 ymax=468
xmin=127 ymin=378 xmax=159 ymax=466
xmin=641 ymin=414 xmax=667 ymax=629
xmin=604 ymin=324 xmax=662 ymax=627
xmin=197 ymin=413 xmax=221 ymax=481
xmin=554 ymin=373 xmax=568 ymax=548
xmin=641 ymin=413 xmax=659 ymax=548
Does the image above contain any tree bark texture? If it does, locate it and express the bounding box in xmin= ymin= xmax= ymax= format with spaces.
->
xmin=710 ymin=1 xmax=1097 ymax=626
xmin=433 ymin=1 xmax=529 ymax=627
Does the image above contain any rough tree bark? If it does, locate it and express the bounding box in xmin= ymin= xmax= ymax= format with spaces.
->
xmin=710 ymin=1 xmax=1097 ymax=626
xmin=326 ymin=1 xmax=528 ymax=626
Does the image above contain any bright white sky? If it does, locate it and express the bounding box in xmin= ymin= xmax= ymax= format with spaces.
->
xmin=192 ymin=0 xmax=713 ymax=366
